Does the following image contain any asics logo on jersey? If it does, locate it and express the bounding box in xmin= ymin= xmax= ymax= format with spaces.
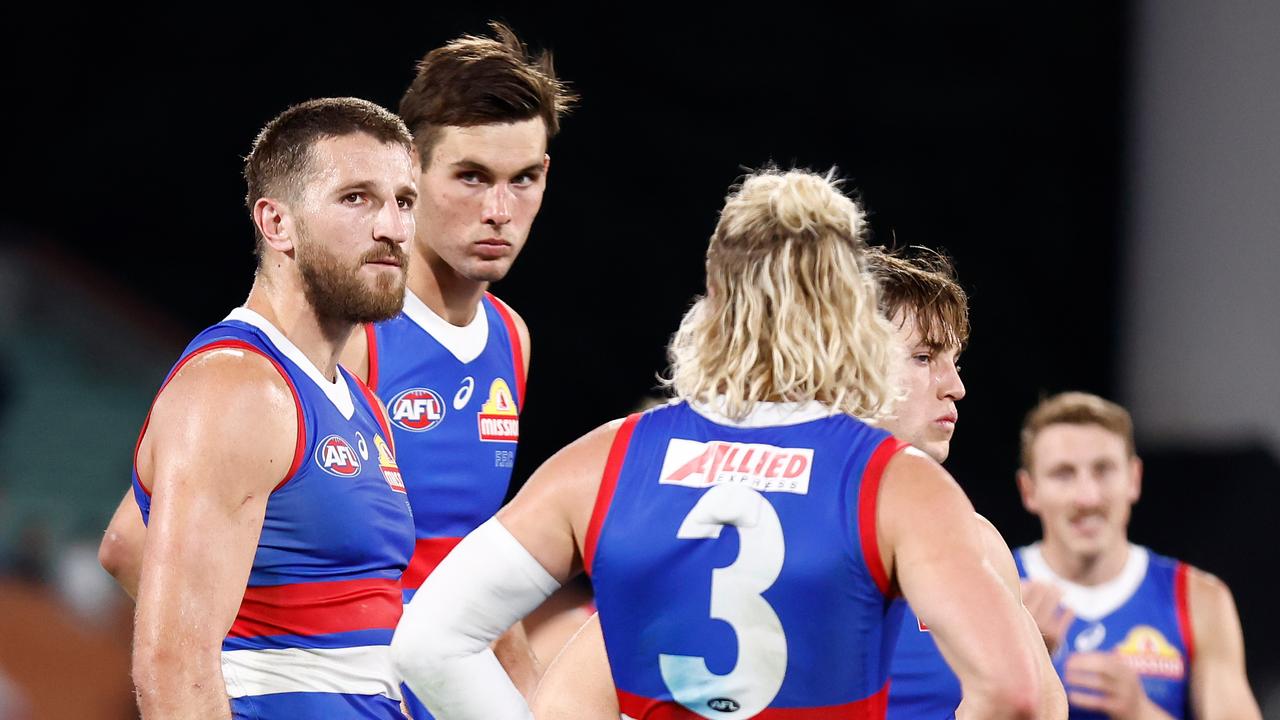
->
xmin=454 ymin=376 xmax=475 ymax=410
xmin=315 ymin=435 xmax=361 ymax=477
xmin=659 ymin=439 xmax=813 ymax=494
xmin=389 ymin=388 xmax=446 ymax=432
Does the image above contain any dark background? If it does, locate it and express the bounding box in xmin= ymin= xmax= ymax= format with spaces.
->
xmin=5 ymin=3 xmax=1277 ymax=709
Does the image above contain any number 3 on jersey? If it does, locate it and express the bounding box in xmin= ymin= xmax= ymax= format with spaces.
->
xmin=659 ymin=484 xmax=787 ymax=718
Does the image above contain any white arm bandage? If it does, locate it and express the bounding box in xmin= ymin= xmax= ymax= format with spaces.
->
xmin=390 ymin=517 xmax=561 ymax=719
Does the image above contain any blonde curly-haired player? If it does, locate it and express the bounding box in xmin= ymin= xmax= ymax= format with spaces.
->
xmin=391 ymin=168 xmax=1047 ymax=719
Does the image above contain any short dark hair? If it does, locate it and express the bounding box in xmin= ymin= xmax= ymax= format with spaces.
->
xmin=243 ymin=97 xmax=414 ymax=251
xmin=866 ymin=245 xmax=970 ymax=351
xmin=398 ymin=21 xmax=577 ymax=166
xmin=1021 ymin=392 xmax=1136 ymax=470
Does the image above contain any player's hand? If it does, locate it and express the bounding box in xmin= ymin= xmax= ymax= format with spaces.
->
xmin=1063 ymin=652 xmax=1172 ymax=720
xmin=1020 ymin=579 xmax=1074 ymax=654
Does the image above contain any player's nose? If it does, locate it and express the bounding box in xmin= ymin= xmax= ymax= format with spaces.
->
xmin=374 ymin=199 xmax=412 ymax=245
xmin=482 ymin=184 xmax=514 ymax=225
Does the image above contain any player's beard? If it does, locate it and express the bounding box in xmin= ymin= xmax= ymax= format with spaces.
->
xmin=295 ymin=228 xmax=408 ymax=325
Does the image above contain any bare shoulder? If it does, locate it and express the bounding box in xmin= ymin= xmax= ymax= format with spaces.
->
xmin=879 ymin=447 xmax=970 ymax=508
xmin=1185 ymin=564 xmax=1240 ymax=626
xmin=516 ymin=418 xmax=626 ymax=497
xmin=143 ymin=346 xmax=299 ymax=495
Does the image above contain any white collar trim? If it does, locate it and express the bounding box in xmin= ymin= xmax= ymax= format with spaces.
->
xmin=400 ymin=290 xmax=488 ymax=363
xmin=225 ymin=307 xmax=355 ymax=419
xmin=1019 ymin=543 xmax=1149 ymax=621
xmin=688 ymin=399 xmax=836 ymax=428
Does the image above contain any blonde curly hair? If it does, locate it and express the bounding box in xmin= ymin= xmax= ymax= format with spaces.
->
xmin=666 ymin=168 xmax=900 ymax=421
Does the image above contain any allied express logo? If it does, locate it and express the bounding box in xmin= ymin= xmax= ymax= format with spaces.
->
xmin=658 ymin=439 xmax=814 ymax=494
xmin=389 ymin=387 xmax=445 ymax=432
xmin=477 ymin=378 xmax=519 ymax=443
xmin=315 ymin=435 xmax=361 ymax=477
xmin=1114 ymin=626 xmax=1186 ymax=679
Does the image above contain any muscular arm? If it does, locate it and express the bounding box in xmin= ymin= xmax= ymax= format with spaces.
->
xmin=99 ymin=489 xmax=146 ymax=599
xmin=392 ymin=420 xmax=617 ymax=719
xmin=973 ymin=514 xmax=1068 ymax=719
xmin=1186 ymin=568 xmax=1261 ymax=720
xmin=880 ymin=450 xmax=1042 ymax=719
xmin=131 ymin=350 xmax=298 ymax=720
xmin=531 ymin=614 xmax=617 ymax=720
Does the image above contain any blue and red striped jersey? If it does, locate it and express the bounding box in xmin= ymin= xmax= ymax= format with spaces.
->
xmin=132 ymin=307 xmax=414 ymax=719
xmin=585 ymin=400 xmax=906 ymax=719
xmin=363 ymin=290 xmax=524 ymax=720
xmin=1016 ymin=544 xmax=1194 ymax=720
xmin=364 ymin=290 xmax=524 ymax=601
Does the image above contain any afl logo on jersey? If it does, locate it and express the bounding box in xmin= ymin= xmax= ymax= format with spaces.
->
xmin=315 ymin=435 xmax=361 ymax=477
xmin=389 ymin=388 xmax=445 ymax=432
xmin=708 ymin=698 xmax=740 ymax=713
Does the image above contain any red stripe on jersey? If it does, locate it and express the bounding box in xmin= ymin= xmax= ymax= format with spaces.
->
xmin=485 ymin=292 xmax=525 ymax=410
xmin=133 ymin=339 xmax=306 ymax=497
xmin=401 ymin=536 xmax=464 ymax=591
xmin=616 ymin=681 xmax=888 ymax=719
xmin=363 ymin=323 xmax=379 ymax=392
xmin=351 ymin=374 xmax=394 ymax=455
xmin=228 ymin=577 xmax=403 ymax=639
xmin=583 ymin=414 xmax=642 ymax=576
xmin=1174 ymin=562 xmax=1195 ymax=664
xmin=857 ymin=437 xmax=908 ymax=597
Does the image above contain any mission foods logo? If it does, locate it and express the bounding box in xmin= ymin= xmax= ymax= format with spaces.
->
xmin=373 ymin=434 xmax=406 ymax=493
xmin=1114 ymin=626 xmax=1185 ymax=679
xmin=477 ymin=378 xmax=519 ymax=443
xmin=315 ymin=435 xmax=361 ymax=477
xmin=389 ymin=388 xmax=445 ymax=432
xmin=659 ymin=439 xmax=813 ymax=494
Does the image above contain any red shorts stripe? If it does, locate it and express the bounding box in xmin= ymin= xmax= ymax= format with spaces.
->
xmin=616 ymin=682 xmax=888 ymax=719
xmin=857 ymin=437 xmax=908 ymax=597
xmin=401 ymin=537 xmax=464 ymax=591
xmin=583 ymin=414 xmax=642 ymax=576
xmin=228 ymin=577 xmax=403 ymax=639
xmin=1174 ymin=562 xmax=1195 ymax=664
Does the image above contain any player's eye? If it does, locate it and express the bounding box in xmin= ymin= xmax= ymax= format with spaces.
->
xmin=342 ymin=192 xmax=364 ymax=204
xmin=458 ymin=171 xmax=485 ymax=185
xmin=397 ymin=196 xmax=415 ymax=210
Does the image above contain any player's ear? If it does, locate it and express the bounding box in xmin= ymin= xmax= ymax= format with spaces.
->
xmin=255 ymin=197 xmax=296 ymax=254
xmin=1127 ymin=456 xmax=1143 ymax=503
xmin=1016 ymin=469 xmax=1038 ymax=513
xmin=542 ymin=153 xmax=551 ymax=177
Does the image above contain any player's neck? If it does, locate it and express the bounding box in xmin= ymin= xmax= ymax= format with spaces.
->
xmin=244 ymin=279 xmax=353 ymax=382
xmin=1038 ymin=536 xmax=1131 ymax=587
xmin=408 ymin=254 xmax=487 ymax=327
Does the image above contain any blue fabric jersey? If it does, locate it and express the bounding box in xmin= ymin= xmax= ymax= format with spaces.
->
xmin=586 ymin=400 xmax=907 ymax=719
xmin=885 ymin=599 xmax=962 ymax=719
xmin=132 ymin=308 xmax=415 ymax=719
xmin=1016 ymin=544 xmax=1193 ymax=719
xmin=364 ymin=290 xmax=523 ymax=720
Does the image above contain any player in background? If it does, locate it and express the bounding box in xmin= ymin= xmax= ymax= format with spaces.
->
xmin=131 ymin=98 xmax=418 ymax=719
xmin=391 ymin=169 xmax=1045 ymax=719
xmin=528 ymin=247 xmax=1066 ymax=719
xmin=338 ymin=23 xmax=575 ymax=714
xmin=1015 ymin=392 xmax=1261 ymax=719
